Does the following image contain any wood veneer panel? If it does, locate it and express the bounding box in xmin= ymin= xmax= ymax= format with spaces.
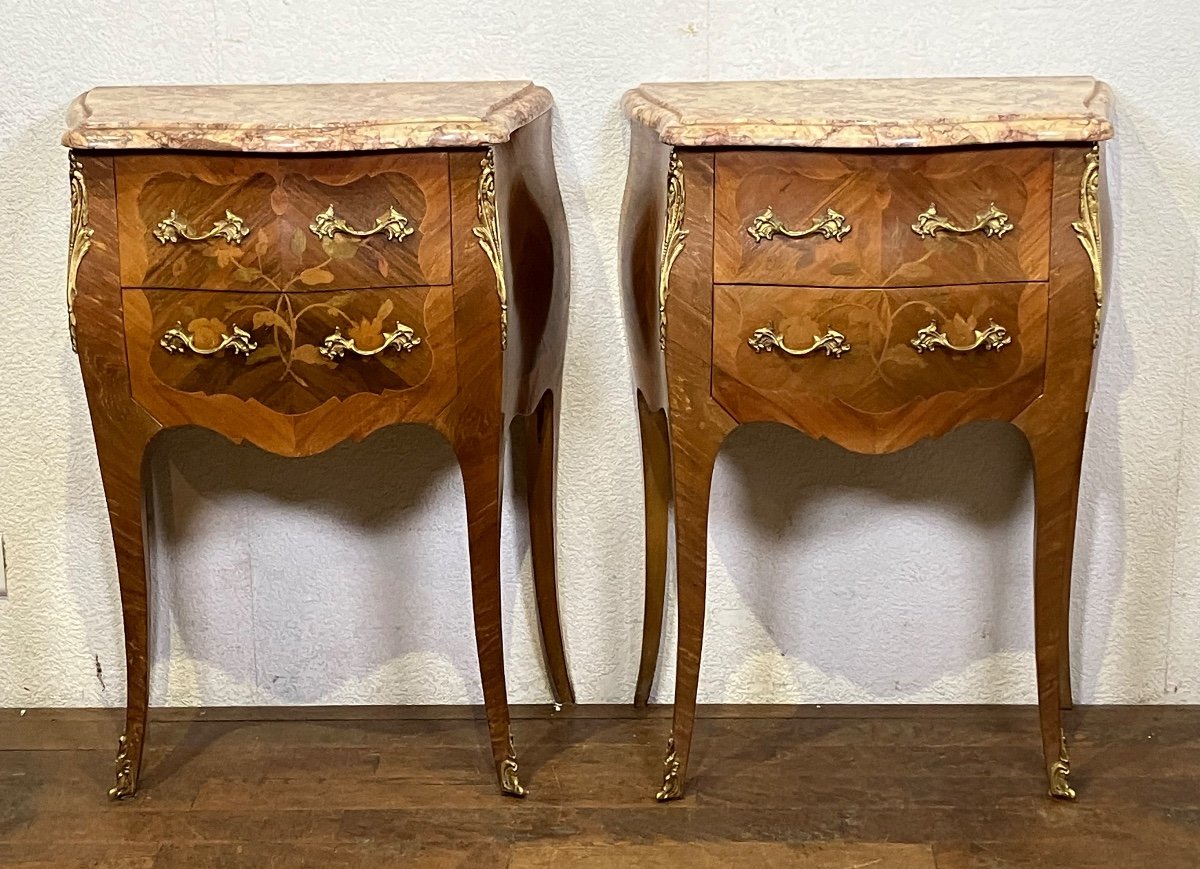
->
xmin=1013 ymin=143 xmax=1105 ymax=785
xmin=124 ymin=286 xmax=450 ymax=417
xmin=116 ymin=152 xmax=452 ymax=291
xmin=622 ymin=126 xmax=1103 ymax=802
xmin=714 ymin=147 xmax=1052 ymax=288
xmin=712 ymin=281 xmax=1048 ymax=452
xmin=71 ymin=81 xmax=574 ymax=802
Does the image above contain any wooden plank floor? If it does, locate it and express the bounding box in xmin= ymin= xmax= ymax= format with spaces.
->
xmin=1 ymin=705 xmax=1198 ymax=867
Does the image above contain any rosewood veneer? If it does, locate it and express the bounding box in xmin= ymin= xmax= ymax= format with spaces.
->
xmin=64 ymin=81 xmax=573 ymax=799
xmin=619 ymin=76 xmax=1113 ymax=801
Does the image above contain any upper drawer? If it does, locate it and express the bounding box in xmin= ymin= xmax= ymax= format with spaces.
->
xmin=115 ymin=152 xmax=452 ymax=291
xmin=714 ymin=147 xmax=1053 ymax=287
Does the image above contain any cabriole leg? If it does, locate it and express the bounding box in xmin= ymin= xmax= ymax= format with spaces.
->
xmin=453 ymin=425 xmax=526 ymax=797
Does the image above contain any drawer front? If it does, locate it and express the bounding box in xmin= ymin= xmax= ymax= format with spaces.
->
xmin=714 ymin=148 xmax=1052 ymax=288
xmin=124 ymin=286 xmax=455 ymax=417
xmin=712 ymin=282 xmax=1047 ymax=421
xmin=116 ymin=153 xmax=452 ymax=291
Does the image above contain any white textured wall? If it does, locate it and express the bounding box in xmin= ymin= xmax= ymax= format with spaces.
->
xmin=0 ymin=0 xmax=1197 ymax=708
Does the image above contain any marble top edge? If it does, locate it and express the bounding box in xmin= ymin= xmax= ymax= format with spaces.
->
xmin=64 ymin=81 xmax=554 ymax=151
xmin=622 ymin=77 xmax=1114 ymax=148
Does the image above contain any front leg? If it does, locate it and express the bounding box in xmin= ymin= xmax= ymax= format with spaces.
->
xmin=655 ymin=424 xmax=725 ymax=801
xmin=1011 ymin=142 xmax=1104 ymax=794
xmin=70 ymin=152 xmax=162 ymax=799
xmin=92 ymin=425 xmax=157 ymax=799
xmin=1017 ymin=416 xmax=1087 ymax=799
xmin=650 ymin=148 xmax=729 ymax=800
xmin=450 ymin=419 xmax=525 ymax=797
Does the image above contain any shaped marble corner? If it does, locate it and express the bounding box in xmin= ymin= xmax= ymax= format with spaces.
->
xmin=63 ymin=81 xmax=555 ymax=152
xmin=622 ymin=77 xmax=1114 ymax=149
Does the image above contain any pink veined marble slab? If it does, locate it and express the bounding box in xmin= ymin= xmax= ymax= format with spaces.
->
xmin=64 ymin=81 xmax=554 ymax=152
xmin=622 ymin=77 xmax=1114 ymax=149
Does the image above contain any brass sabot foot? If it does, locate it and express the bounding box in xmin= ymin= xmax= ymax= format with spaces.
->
xmin=1048 ymin=730 xmax=1077 ymax=800
xmin=108 ymin=734 xmax=137 ymax=800
xmin=500 ymin=735 xmax=527 ymax=798
xmin=1048 ymin=760 xmax=1076 ymax=800
xmin=655 ymin=735 xmax=682 ymax=802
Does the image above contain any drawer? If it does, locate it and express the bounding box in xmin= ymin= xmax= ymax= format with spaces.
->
xmin=123 ymin=286 xmax=455 ymax=417
xmin=712 ymin=282 xmax=1047 ymax=419
xmin=116 ymin=153 xmax=452 ymax=291
xmin=714 ymin=148 xmax=1052 ymax=288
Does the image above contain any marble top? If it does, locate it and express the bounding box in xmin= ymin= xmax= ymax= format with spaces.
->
xmin=623 ymin=77 xmax=1113 ymax=148
xmin=64 ymin=81 xmax=554 ymax=152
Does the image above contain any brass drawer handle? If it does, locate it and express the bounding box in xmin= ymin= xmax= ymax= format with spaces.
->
xmin=160 ymin=322 xmax=257 ymax=356
xmin=154 ymin=209 xmax=250 ymax=245
xmin=910 ymin=320 xmax=1011 ymax=354
xmin=319 ymin=321 xmax=421 ymax=360
xmin=748 ymin=324 xmax=851 ymax=358
xmin=310 ymin=205 xmax=414 ymax=243
xmin=911 ymin=203 xmax=1013 ymax=239
xmin=748 ymin=207 xmax=851 ymax=243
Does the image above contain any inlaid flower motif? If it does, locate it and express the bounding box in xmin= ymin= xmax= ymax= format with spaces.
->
xmin=207 ymin=245 xmax=245 ymax=269
xmin=186 ymin=317 xmax=230 ymax=351
xmin=346 ymin=318 xmax=385 ymax=352
xmin=163 ymin=293 xmax=410 ymax=389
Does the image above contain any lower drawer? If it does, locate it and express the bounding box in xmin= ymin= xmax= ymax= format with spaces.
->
xmin=123 ymin=286 xmax=456 ymax=418
xmin=712 ymin=282 xmax=1048 ymax=437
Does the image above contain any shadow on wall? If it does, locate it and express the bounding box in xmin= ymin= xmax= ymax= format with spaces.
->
xmin=140 ymin=421 xmax=538 ymax=706
xmin=703 ymin=416 xmax=1125 ymax=703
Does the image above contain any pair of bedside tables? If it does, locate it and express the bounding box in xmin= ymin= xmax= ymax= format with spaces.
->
xmin=64 ymin=77 xmax=1112 ymax=802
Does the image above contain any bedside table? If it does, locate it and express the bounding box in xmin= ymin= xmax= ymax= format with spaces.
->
xmin=620 ymin=77 xmax=1112 ymax=801
xmin=64 ymin=81 xmax=573 ymax=798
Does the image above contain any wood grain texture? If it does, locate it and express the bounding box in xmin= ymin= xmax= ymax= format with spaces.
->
xmin=116 ymin=152 xmax=452 ymax=291
xmin=517 ymin=390 xmax=575 ymax=705
xmin=3 ymin=705 xmax=1197 ymax=867
xmin=495 ymin=113 xmax=575 ymax=706
xmin=124 ymin=286 xmax=450 ymax=418
xmin=633 ymin=392 xmax=671 ymax=707
xmin=71 ymin=154 xmax=163 ymax=799
xmin=496 ymin=115 xmax=571 ymax=415
xmin=1012 ymin=144 xmax=1103 ymax=786
xmin=427 ymin=148 xmax=518 ymax=794
xmin=618 ymin=122 xmax=673 ymax=413
xmin=715 ymin=147 xmax=1052 ymax=287
xmin=658 ymin=151 xmax=737 ymax=798
xmin=70 ymin=96 xmax=573 ymax=799
xmin=619 ymin=124 xmax=678 ymax=709
xmin=712 ymin=282 xmax=1047 ymax=453
xmin=622 ymin=133 xmax=1104 ymax=801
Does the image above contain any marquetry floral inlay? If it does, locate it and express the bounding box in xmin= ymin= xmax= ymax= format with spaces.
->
xmin=157 ymin=295 xmax=410 ymax=385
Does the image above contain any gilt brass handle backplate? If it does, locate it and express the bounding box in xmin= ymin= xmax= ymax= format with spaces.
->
xmin=154 ymin=210 xmax=250 ymax=245
xmin=911 ymin=203 xmax=1013 ymax=239
xmin=310 ymin=205 xmax=414 ymax=243
xmin=748 ymin=207 xmax=851 ymax=243
xmin=319 ymin=321 xmax=421 ymax=361
xmin=910 ymin=320 xmax=1011 ymax=354
xmin=160 ymin=322 xmax=258 ymax=356
xmin=748 ymin=324 xmax=851 ymax=358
